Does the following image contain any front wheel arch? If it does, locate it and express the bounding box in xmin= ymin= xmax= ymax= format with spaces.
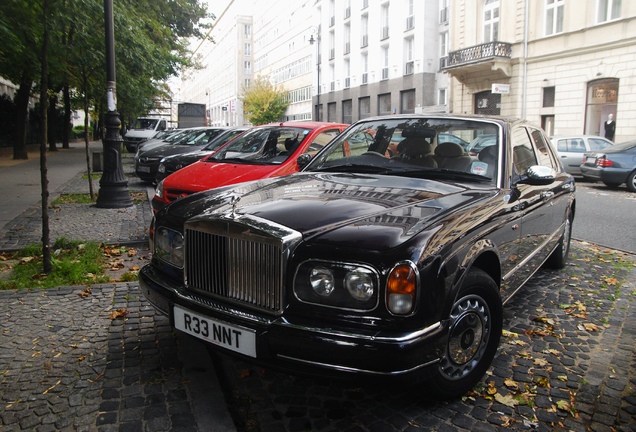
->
xmin=426 ymin=268 xmax=503 ymax=399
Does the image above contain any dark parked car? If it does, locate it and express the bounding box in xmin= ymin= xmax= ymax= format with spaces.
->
xmin=140 ymin=114 xmax=575 ymax=399
xmin=580 ymin=139 xmax=636 ymax=191
xmin=135 ymin=127 xmax=229 ymax=183
xmin=551 ymin=135 xmax=614 ymax=176
xmin=155 ymin=127 xmax=248 ymax=182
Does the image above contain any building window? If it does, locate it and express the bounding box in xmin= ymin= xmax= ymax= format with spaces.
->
xmin=344 ymin=60 xmax=350 ymax=88
xmin=439 ymin=88 xmax=447 ymax=105
xmin=597 ymin=0 xmax=621 ymax=23
xmin=440 ymin=0 xmax=449 ymax=23
xmin=545 ymin=0 xmax=564 ymax=36
xmin=344 ymin=24 xmax=350 ymax=54
xmin=361 ymin=14 xmax=369 ymax=47
xmin=361 ymin=53 xmax=368 ymax=84
xmin=344 ymin=0 xmax=351 ymax=19
xmin=543 ymin=87 xmax=555 ymax=107
xmin=329 ymin=0 xmax=335 ymax=27
xmin=474 ymin=90 xmax=501 ymax=116
xmin=244 ymin=61 xmax=251 ymax=74
xmin=381 ymin=4 xmax=389 ymax=40
xmin=584 ymin=79 xmax=619 ymax=136
xmin=401 ymin=90 xmax=415 ymax=114
xmin=245 ymin=43 xmax=251 ymax=56
xmin=378 ymin=93 xmax=391 ymax=115
xmin=244 ymin=25 xmax=251 ymax=37
xmin=404 ymin=38 xmax=414 ymax=75
xmin=342 ymin=99 xmax=352 ymax=124
xmin=382 ymin=46 xmax=389 ymax=80
xmin=244 ymin=78 xmax=251 ymax=88
xmin=406 ymin=0 xmax=414 ymax=30
xmin=483 ymin=0 xmax=499 ymax=43
xmin=359 ymin=96 xmax=371 ymax=119
xmin=329 ymin=31 xmax=335 ymax=60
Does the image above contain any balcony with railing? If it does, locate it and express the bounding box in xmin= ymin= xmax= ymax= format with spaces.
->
xmin=444 ymin=41 xmax=513 ymax=80
xmin=361 ymin=72 xmax=368 ymax=84
xmin=404 ymin=61 xmax=414 ymax=75
xmin=381 ymin=67 xmax=389 ymax=80
xmin=344 ymin=77 xmax=350 ymax=88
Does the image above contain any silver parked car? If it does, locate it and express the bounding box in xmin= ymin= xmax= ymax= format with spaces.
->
xmin=550 ymin=135 xmax=614 ymax=176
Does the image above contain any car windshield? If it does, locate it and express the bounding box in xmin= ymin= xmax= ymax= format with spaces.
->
xmin=305 ymin=117 xmax=501 ymax=184
xmin=203 ymin=129 xmax=246 ymax=151
xmin=133 ymin=119 xmax=158 ymax=130
xmin=178 ymin=128 xmax=225 ymax=146
xmin=210 ymin=126 xmax=311 ymax=165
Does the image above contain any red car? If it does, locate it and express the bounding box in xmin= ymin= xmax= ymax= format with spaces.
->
xmin=152 ymin=121 xmax=348 ymax=213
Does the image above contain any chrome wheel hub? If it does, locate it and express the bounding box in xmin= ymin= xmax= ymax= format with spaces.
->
xmin=439 ymin=294 xmax=490 ymax=380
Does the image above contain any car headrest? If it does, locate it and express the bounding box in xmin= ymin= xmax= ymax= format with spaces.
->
xmin=397 ymin=137 xmax=433 ymax=157
xmin=435 ymin=142 xmax=465 ymax=158
xmin=284 ymin=137 xmax=299 ymax=151
xmin=478 ymin=145 xmax=498 ymax=162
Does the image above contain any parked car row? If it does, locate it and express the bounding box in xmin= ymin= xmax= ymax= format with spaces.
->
xmin=139 ymin=113 xmax=576 ymax=399
xmin=550 ymin=135 xmax=636 ymax=191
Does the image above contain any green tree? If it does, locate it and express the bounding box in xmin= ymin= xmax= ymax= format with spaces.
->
xmin=240 ymin=75 xmax=290 ymax=126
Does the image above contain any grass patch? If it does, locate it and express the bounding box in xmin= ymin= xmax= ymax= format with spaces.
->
xmin=0 ymin=239 xmax=113 ymax=290
xmin=81 ymin=173 xmax=102 ymax=180
xmin=52 ymin=193 xmax=95 ymax=205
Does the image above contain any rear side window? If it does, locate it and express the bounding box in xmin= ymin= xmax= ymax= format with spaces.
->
xmin=557 ymin=138 xmax=585 ymax=153
xmin=512 ymin=127 xmax=537 ymax=174
xmin=589 ymin=138 xmax=613 ymax=151
xmin=529 ymin=128 xmax=558 ymax=169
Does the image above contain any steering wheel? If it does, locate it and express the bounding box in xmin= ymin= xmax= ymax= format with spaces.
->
xmin=361 ymin=151 xmax=386 ymax=157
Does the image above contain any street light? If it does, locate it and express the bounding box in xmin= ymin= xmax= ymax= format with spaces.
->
xmin=97 ymin=0 xmax=133 ymax=208
xmin=309 ymin=29 xmax=321 ymax=122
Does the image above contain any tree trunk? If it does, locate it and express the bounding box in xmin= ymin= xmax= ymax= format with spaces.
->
xmin=40 ymin=0 xmax=52 ymax=274
xmin=13 ymin=70 xmax=32 ymax=160
xmin=47 ymin=88 xmax=58 ymax=152
xmin=62 ymin=84 xmax=71 ymax=149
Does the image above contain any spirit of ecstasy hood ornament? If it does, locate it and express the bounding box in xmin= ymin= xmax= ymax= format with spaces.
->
xmin=229 ymin=194 xmax=241 ymax=219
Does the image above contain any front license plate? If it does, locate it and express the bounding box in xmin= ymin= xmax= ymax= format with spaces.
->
xmin=173 ymin=306 xmax=256 ymax=357
xmin=137 ymin=165 xmax=151 ymax=173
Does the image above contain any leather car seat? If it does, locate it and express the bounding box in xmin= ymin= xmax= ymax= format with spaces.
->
xmin=477 ymin=145 xmax=498 ymax=178
xmin=396 ymin=137 xmax=437 ymax=167
xmin=434 ymin=142 xmax=473 ymax=171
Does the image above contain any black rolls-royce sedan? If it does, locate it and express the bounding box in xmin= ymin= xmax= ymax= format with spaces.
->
xmin=140 ymin=114 xmax=575 ymax=399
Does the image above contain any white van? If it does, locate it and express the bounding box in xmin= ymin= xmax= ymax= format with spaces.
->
xmin=124 ymin=117 xmax=167 ymax=153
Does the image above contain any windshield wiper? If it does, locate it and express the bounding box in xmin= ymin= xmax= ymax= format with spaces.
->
xmin=312 ymin=164 xmax=392 ymax=174
xmin=391 ymin=168 xmax=492 ymax=182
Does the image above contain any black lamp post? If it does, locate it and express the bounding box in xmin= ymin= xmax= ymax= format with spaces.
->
xmin=97 ymin=0 xmax=133 ymax=208
xmin=309 ymin=32 xmax=321 ymax=122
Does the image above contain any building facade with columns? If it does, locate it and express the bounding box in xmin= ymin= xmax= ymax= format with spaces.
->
xmin=444 ymin=0 xmax=636 ymax=142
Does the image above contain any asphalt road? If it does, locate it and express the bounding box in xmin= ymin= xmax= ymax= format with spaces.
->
xmin=572 ymin=180 xmax=636 ymax=253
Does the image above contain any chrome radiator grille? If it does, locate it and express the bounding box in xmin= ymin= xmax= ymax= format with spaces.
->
xmin=184 ymin=227 xmax=283 ymax=313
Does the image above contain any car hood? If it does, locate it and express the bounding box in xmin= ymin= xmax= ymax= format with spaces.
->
xmin=163 ymin=160 xmax=282 ymax=192
xmin=164 ymin=150 xmax=213 ymax=166
xmin=126 ymin=129 xmax=156 ymax=139
xmin=164 ymin=172 xmax=495 ymax=249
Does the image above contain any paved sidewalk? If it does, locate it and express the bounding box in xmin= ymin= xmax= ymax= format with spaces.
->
xmin=0 ymin=151 xmax=237 ymax=432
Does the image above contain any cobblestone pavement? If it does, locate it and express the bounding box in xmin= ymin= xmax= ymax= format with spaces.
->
xmin=213 ymin=243 xmax=636 ymax=432
xmin=0 ymin=281 xmax=232 ymax=432
xmin=0 ymin=159 xmax=152 ymax=251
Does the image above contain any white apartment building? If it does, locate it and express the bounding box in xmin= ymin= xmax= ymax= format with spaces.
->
xmin=180 ymin=0 xmax=253 ymax=126
xmin=445 ymin=0 xmax=636 ymax=142
xmin=312 ymin=0 xmax=447 ymax=124
xmin=253 ymin=1 xmax=316 ymax=122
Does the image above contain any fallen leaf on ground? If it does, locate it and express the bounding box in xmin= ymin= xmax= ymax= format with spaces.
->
xmin=109 ymin=308 xmax=130 ymax=319
xmin=495 ymin=393 xmax=519 ymax=407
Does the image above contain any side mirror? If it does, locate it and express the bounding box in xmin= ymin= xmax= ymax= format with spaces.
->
xmin=297 ymin=153 xmax=313 ymax=169
xmin=517 ymin=165 xmax=557 ymax=186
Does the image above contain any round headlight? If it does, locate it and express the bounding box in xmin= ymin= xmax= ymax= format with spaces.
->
xmin=158 ymin=164 xmax=165 ymax=173
xmin=345 ymin=271 xmax=374 ymax=301
xmin=309 ymin=267 xmax=335 ymax=297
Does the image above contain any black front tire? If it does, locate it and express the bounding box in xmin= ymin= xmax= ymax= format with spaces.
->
xmin=627 ymin=171 xmax=636 ymax=193
xmin=545 ymin=210 xmax=573 ymax=269
xmin=427 ymin=268 xmax=502 ymax=399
